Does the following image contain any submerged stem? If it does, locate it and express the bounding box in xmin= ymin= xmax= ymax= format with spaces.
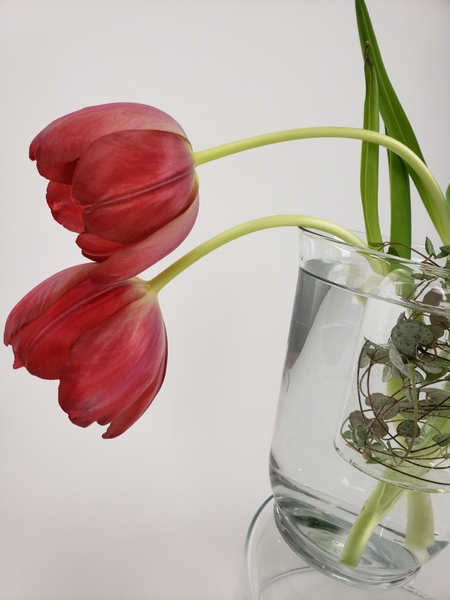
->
xmin=405 ymin=492 xmax=435 ymax=555
xmin=340 ymin=480 xmax=404 ymax=566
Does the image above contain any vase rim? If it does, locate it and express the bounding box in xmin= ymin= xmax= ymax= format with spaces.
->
xmin=299 ymin=227 xmax=450 ymax=316
xmin=299 ymin=227 xmax=447 ymax=275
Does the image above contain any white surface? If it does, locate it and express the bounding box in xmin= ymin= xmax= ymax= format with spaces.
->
xmin=1 ymin=1 xmax=449 ymax=599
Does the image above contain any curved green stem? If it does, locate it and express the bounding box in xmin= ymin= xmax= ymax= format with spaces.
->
xmin=193 ymin=127 xmax=450 ymax=245
xmin=149 ymin=215 xmax=366 ymax=293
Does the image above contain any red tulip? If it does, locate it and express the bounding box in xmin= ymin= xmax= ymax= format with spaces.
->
xmin=29 ymin=103 xmax=199 ymax=282
xmin=4 ymin=264 xmax=167 ymax=438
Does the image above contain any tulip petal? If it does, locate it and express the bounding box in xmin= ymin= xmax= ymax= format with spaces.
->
xmin=46 ymin=181 xmax=84 ymax=233
xmin=4 ymin=263 xmax=96 ymax=346
xmin=74 ymin=232 xmax=127 ymax=262
xmin=71 ymin=129 xmax=197 ymax=244
xmin=36 ymin=159 xmax=79 ymax=184
xmin=82 ymin=195 xmax=200 ymax=282
xmin=102 ymin=344 xmax=167 ymax=439
xmin=58 ymin=291 xmax=166 ymax=430
xmin=8 ymin=277 xmax=146 ymax=380
xmin=30 ymin=103 xmax=187 ymax=184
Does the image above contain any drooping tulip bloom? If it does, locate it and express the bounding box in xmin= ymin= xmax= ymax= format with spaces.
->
xmin=29 ymin=103 xmax=199 ymax=282
xmin=4 ymin=263 xmax=167 ymax=438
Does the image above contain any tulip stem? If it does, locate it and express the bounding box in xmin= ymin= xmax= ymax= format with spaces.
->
xmin=149 ymin=215 xmax=366 ymax=292
xmin=193 ymin=127 xmax=450 ymax=245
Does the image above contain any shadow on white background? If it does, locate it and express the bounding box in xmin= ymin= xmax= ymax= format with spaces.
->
xmin=1 ymin=1 xmax=449 ymax=598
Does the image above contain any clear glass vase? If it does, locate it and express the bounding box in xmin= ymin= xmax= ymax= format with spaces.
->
xmin=237 ymin=496 xmax=433 ymax=600
xmin=270 ymin=228 xmax=450 ymax=591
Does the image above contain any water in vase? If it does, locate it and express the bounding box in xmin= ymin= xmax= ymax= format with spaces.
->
xmin=269 ymin=263 xmax=450 ymax=590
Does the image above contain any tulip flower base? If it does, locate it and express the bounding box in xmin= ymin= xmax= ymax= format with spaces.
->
xmin=269 ymin=229 xmax=450 ymax=591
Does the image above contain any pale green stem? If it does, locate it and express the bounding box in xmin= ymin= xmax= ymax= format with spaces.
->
xmin=398 ymin=363 xmax=420 ymax=465
xmin=405 ymin=492 xmax=435 ymax=555
xmin=149 ymin=215 xmax=366 ymax=293
xmin=342 ymin=485 xmax=435 ymax=567
xmin=384 ymin=413 xmax=450 ymax=560
xmin=340 ymin=480 xmax=404 ymax=566
xmin=194 ymin=127 xmax=450 ymax=245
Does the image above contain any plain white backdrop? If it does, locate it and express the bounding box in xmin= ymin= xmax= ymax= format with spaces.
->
xmin=1 ymin=1 xmax=449 ymax=599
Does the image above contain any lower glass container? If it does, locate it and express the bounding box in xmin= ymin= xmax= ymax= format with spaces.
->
xmin=238 ymin=496 xmax=433 ymax=600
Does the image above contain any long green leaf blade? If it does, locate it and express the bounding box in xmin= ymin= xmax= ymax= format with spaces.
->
xmin=355 ymin=0 xmax=424 ymax=162
xmin=355 ymin=0 xmax=450 ymax=244
xmin=387 ymin=141 xmax=411 ymax=258
xmin=360 ymin=42 xmax=382 ymax=249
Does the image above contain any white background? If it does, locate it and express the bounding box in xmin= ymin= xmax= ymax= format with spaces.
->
xmin=1 ymin=1 xmax=449 ymax=599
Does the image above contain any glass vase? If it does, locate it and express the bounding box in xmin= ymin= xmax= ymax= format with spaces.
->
xmin=270 ymin=228 xmax=450 ymax=591
xmin=237 ymin=496 xmax=433 ymax=600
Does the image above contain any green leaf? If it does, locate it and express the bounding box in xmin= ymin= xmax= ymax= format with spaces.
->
xmin=432 ymin=433 xmax=450 ymax=448
xmin=360 ymin=42 xmax=382 ymax=249
xmin=425 ymin=237 xmax=436 ymax=256
xmin=355 ymin=0 xmax=435 ymax=240
xmin=397 ymin=420 xmax=420 ymax=439
xmin=355 ymin=0 xmax=425 ymax=162
xmin=387 ymin=140 xmax=411 ymax=257
xmin=387 ymin=246 xmax=400 ymax=257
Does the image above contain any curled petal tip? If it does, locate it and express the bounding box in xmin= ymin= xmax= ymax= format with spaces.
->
xmin=12 ymin=351 xmax=25 ymax=369
xmin=46 ymin=181 xmax=84 ymax=233
xmin=102 ymin=346 xmax=167 ymax=439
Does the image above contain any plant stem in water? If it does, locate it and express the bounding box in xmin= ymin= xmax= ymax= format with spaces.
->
xmin=340 ymin=481 xmax=404 ymax=566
